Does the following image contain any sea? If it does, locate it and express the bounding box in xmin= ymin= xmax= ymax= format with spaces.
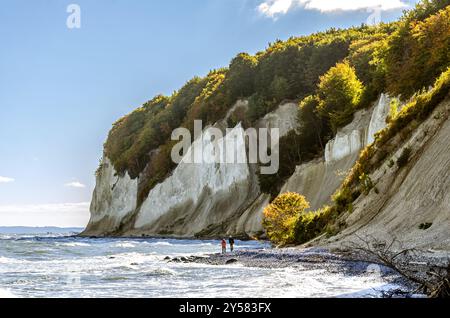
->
xmin=0 ymin=227 xmax=401 ymax=298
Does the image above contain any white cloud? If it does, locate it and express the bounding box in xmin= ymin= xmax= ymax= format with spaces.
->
xmin=258 ymin=0 xmax=294 ymax=18
xmin=0 ymin=176 xmax=15 ymax=184
xmin=0 ymin=202 xmax=90 ymax=227
xmin=64 ymin=181 xmax=86 ymax=188
xmin=302 ymin=0 xmax=409 ymax=12
xmin=258 ymin=0 xmax=409 ymax=18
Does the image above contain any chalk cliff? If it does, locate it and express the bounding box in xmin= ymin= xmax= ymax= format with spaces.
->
xmin=325 ymin=97 xmax=450 ymax=251
xmin=83 ymin=94 xmax=393 ymax=238
xmin=84 ymin=157 xmax=138 ymax=235
xmin=282 ymin=94 xmax=392 ymax=210
xmin=83 ymin=102 xmax=298 ymax=238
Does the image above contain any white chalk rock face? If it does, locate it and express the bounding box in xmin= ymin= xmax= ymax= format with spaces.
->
xmin=83 ymin=157 xmax=138 ymax=235
xmin=325 ymin=94 xmax=392 ymax=163
xmin=257 ymin=102 xmax=299 ymax=137
xmin=131 ymin=102 xmax=300 ymax=237
xmin=285 ymin=93 xmax=393 ymax=210
xmin=87 ymin=97 xmax=398 ymax=238
xmin=367 ymin=93 xmax=391 ymax=145
xmin=134 ymin=123 xmax=255 ymax=234
xmin=328 ymin=98 xmax=450 ymax=251
xmin=83 ymin=101 xmax=300 ymax=238
xmin=325 ymin=129 xmax=365 ymax=163
xmin=324 ymin=109 xmax=372 ymax=163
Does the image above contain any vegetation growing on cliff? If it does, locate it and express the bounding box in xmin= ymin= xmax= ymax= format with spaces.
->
xmin=385 ymin=3 xmax=450 ymax=97
xmin=316 ymin=62 xmax=364 ymax=132
xmin=263 ymin=192 xmax=310 ymax=245
xmin=261 ymin=0 xmax=450 ymax=246
xmin=287 ymin=65 xmax=450 ymax=246
xmin=331 ymin=66 xmax=450 ymax=214
xmin=104 ymin=25 xmax=393 ymax=199
xmin=103 ymin=0 xmax=449 ymax=214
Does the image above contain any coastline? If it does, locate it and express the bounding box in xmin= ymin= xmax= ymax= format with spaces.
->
xmin=74 ymin=232 xmax=449 ymax=297
xmin=166 ymin=246 xmax=420 ymax=297
xmin=3 ymin=231 xmax=439 ymax=298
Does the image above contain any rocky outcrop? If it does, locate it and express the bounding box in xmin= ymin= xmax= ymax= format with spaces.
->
xmin=256 ymin=102 xmax=299 ymax=137
xmin=82 ymin=102 xmax=299 ymax=238
xmin=132 ymin=123 xmax=260 ymax=237
xmin=324 ymin=108 xmax=373 ymax=164
xmin=326 ymin=97 xmax=450 ymax=251
xmin=83 ymin=158 xmax=138 ymax=236
xmin=282 ymin=94 xmax=392 ymax=210
xmin=367 ymin=93 xmax=391 ymax=145
xmin=281 ymin=155 xmax=359 ymax=210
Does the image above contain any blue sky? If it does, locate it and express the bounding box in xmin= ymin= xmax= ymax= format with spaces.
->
xmin=0 ymin=0 xmax=418 ymax=227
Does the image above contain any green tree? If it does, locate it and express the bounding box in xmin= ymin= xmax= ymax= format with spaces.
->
xmin=298 ymin=95 xmax=332 ymax=151
xmin=385 ymin=5 xmax=450 ymax=97
xmin=270 ymin=75 xmax=290 ymax=102
xmin=226 ymin=53 xmax=257 ymax=99
xmin=317 ymin=62 xmax=364 ymax=131
xmin=246 ymin=93 xmax=268 ymax=123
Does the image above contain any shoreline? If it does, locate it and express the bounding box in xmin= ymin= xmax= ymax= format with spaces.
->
xmin=4 ymin=232 xmax=440 ymax=298
xmin=74 ymin=234 xmax=447 ymax=297
xmin=166 ymin=246 xmax=420 ymax=297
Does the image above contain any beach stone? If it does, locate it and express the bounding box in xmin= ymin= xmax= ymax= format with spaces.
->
xmin=226 ymin=258 xmax=238 ymax=264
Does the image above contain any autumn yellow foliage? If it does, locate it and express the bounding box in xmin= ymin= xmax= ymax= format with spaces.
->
xmin=263 ymin=192 xmax=310 ymax=245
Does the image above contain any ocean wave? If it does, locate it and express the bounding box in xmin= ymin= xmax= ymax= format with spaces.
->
xmin=143 ymin=267 xmax=177 ymax=277
xmin=102 ymin=276 xmax=130 ymax=281
xmin=58 ymin=242 xmax=91 ymax=247
xmin=0 ymin=288 xmax=18 ymax=298
xmin=0 ymin=256 xmax=20 ymax=264
xmin=114 ymin=243 xmax=136 ymax=248
xmin=151 ymin=242 xmax=173 ymax=246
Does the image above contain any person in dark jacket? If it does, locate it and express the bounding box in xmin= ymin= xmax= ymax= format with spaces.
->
xmin=228 ymin=237 xmax=235 ymax=252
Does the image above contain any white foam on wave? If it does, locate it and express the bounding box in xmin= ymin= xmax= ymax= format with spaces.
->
xmin=58 ymin=242 xmax=91 ymax=247
xmin=105 ymin=252 xmax=161 ymax=264
xmin=336 ymin=283 xmax=404 ymax=298
xmin=0 ymin=256 xmax=20 ymax=264
xmin=114 ymin=243 xmax=136 ymax=248
xmin=1 ymin=236 xmax=402 ymax=298
xmin=0 ymin=288 xmax=18 ymax=298
xmin=151 ymin=241 xmax=172 ymax=246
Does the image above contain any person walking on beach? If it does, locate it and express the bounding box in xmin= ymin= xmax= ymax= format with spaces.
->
xmin=221 ymin=239 xmax=227 ymax=254
xmin=228 ymin=237 xmax=235 ymax=252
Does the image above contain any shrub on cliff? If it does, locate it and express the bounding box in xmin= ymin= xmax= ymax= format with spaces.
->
xmin=263 ymin=192 xmax=310 ymax=245
xmin=246 ymin=93 xmax=270 ymax=123
xmin=298 ymin=95 xmax=332 ymax=151
xmin=397 ymin=147 xmax=412 ymax=168
xmin=317 ymin=62 xmax=364 ymax=132
xmin=294 ymin=206 xmax=335 ymax=244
